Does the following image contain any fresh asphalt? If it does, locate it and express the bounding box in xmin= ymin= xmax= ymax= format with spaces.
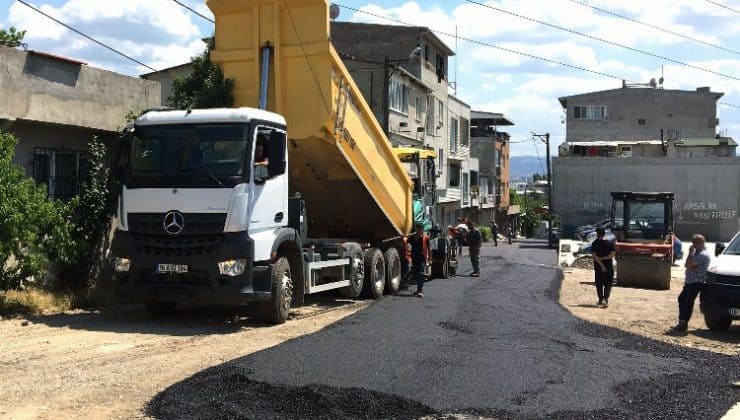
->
xmin=148 ymin=240 xmax=739 ymax=420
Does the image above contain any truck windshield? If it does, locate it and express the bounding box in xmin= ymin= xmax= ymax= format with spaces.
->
xmin=626 ymin=201 xmax=666 ymax=239
xmin=126 ymin=124 xmax=250 ymax=188
xmin=724 ymin=234 xmax=740 ymax=255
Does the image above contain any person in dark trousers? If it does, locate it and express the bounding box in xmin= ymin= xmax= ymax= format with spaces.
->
xmin=467 ymin=221 xmax=482 ymax=277
xmin=490 ymin=220 xmax=499 ymax=246
xmin=673 ymin=234 xmax=710 ymax=331
xmin=408 ymin=223 xmax=430 ymax=298
xmin=591 ymin=228 xmax=615 ymax=308
xmin=505 ymin=224 xmax=513 ymax=244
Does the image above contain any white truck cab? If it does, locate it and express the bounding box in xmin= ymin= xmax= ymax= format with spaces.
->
xmin=700 ymin=231 xmax=740 ymax=330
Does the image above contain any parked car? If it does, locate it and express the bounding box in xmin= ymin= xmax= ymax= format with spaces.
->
xmin=576 ymin=219 xmax=611 ymax=241
xmin=700 ymin=230 xmax=740 ymax=331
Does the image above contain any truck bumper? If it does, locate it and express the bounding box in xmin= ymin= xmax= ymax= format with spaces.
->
xmin=701 ymin=285 xmax=740 ymax=319
xmin=111 ymin=231 xmax=272 ymax=305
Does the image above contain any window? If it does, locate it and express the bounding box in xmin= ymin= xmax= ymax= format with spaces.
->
xmin=33 ymin=148 xmax=89 ymax=201
xmin=438 ymin=99 xmax=444 ymax=128
xmin=449 ymin=164 xmax=461 ymax=187
xmin=424 ymin=45 xmax=430 ymax=63
xmin=573 ymin=105 xmax=607 ymax=120
xmin=462 ymin=173 xmax=469 ymax=205
xmin=460 ymin=117 xmax=470 ymax=147
xmin=389 ymin=79 xmax=409 ymax=114
xmin=435 ymin=53 xmax=446 ymax=82
xmin=638 ymin=118 xmax=646 ymax=125
xmin=414 ymin=95 xmax=423 ymax=121
xmin=470 ymin=170 xmax=478 ymax=186
xmin=450 ymin=117 xmax=459 ymax=153
xmin=438 ymin=148 xmax=444 ymax=174
xmin=426 ymin=96 xmax=436 ymax=134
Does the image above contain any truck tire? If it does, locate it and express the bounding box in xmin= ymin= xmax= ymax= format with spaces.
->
xmin=363 ymin=248 xmax=386 ymax=299
xmin=704 ymin=313 xmax=732 ymax=331
xmin=384 ymin=248 xmax=401 ymax=294
xmin=339 ymin=244 xmax=364 ymax=298
xmin=145 ymin=301 xmax=177 ymax=317
xmin=266 ymin=256 xmax=293 ymax=324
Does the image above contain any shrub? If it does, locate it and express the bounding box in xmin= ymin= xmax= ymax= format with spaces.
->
xmin=0 ymin=132 xmax=75 ymax=290
xmin=480 ymin=226 xmax=492 ymax=242
xmin=0 ymin=288 xmax=73 ymax=316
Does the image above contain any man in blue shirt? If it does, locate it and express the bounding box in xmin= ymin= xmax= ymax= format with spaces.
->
xmin=673 ymin=234 xmax=711 ymax=331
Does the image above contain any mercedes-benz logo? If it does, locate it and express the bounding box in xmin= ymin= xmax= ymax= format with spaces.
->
xmin=163 ymin=211 xmax=185 ymax=235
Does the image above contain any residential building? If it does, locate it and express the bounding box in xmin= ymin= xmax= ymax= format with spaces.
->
xmin=141 ymin=62 xmax=193 ymax=107
xmin=558 ymin=83 xmax=735 ymax=157
xmin=470 ymin=110 xmax=514 ymax=226
xmin=0 ymin=47 xmax=160 ymax=200
xmin=331 ymin=22 xmax=478 ymax=228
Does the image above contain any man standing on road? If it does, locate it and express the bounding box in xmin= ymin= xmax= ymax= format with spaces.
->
xmin=455 ymin=218 xmax=469 ymax=256
xmin=467 ymin=221 xmax=482 ymax=277
xmin=505 ymin=224 xmax=513 ymax=245
xmin=408 ymin=223 xmax=430 ymax=298
xmin=490 ymin=220 xmax=499 ymax=247
xmin=591 ymin=228 xmax=615 ymax=308
xmin=673 ymin=234 xmax=710 ymax=331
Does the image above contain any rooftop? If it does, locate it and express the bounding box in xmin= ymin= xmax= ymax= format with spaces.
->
xmin=331 ymin=21 xmax=455 ymax=56
xmin=471 ymin=110 xmax=514 ymax=126
xmin=558 ymin=86 xmax=724 ymax=108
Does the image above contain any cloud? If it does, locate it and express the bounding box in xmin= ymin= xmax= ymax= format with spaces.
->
xmin=7 ymin=0 xmax=208 ymax=74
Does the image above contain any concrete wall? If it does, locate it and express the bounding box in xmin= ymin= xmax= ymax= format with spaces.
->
xmin=553 ymin=157 xmax=740 ymax=241
xmin=1 ymin=48 xmax=160 ymax=132
xmin=141 ymin=64 xmax=192 ymax=107
xmin=561 ymin=87 xmax=719 ymax=142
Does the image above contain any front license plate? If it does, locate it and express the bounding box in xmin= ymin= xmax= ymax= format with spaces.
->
xmin=156 ymin=264 xmax=188 ymax=273
xmin=730 ymin=308 xmax=740 ymax=317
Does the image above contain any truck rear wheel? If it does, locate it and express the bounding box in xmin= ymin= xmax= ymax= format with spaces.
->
xmin=363 ymin=248 xmax=386 ymax=299
xmin=339 ymin=244 xmax=364 ymax=298
xmin=384 ymin=248 xmax=401 ymax=294
xmin=266 ymin=256 xmax=292 ymax=324
xmin=704 ymin=313 xmax=732 ymax=331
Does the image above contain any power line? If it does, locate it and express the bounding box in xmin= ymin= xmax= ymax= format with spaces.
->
xmin=171 ymin=0 xmax=214 ymax=23
xmin=335 ymin=3 xmax=640 ymax=85
xmin=462 ymin=0 xmax=740 ymax=81
xmin=703 ymin=0 xmax=740 ymax=15
xmin=337 ymin=4 xmax=740 ymax=110
xmin=15 ymin=0 xmax=158 ymax=72
xmin=567 ymin=0 xmax=740 ymax=57
xmin=531 ymin=137 xmax=546 ymax=176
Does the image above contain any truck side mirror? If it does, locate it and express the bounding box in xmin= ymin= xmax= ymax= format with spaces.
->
xmin=268 ymin=131 xmax=286 ymax=177
xmin=715 ymin=242 xmax=726 ymax=257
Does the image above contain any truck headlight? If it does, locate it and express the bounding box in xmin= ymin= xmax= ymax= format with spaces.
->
xmin=218 ymin=259 xmax=247 ymax=277
xmin=706 ymin=270 xmax=717 ymax=285
xmin=114 ymin=257 xmax=131 ymax=273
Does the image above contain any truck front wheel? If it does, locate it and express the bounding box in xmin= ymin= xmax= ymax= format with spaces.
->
xmin=704 ymin=313 xmax=732 ymax=331
xmin=267 ymin=256 xmax=293 ymax=324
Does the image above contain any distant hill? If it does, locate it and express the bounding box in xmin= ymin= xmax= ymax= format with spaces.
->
xmin=510 ymin=156 xmax=548 ymax=180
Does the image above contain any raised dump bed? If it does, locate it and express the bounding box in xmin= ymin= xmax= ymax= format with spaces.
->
xmin=208 ymin=0 xmax=413 ymax=242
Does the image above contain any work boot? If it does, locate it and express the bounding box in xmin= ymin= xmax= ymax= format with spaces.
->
xmin=672 ymin=320 xmax=688 ymax=331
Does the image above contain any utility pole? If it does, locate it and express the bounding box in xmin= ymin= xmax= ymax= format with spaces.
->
xmin=532 ymin=133 xmax=552 ymax=239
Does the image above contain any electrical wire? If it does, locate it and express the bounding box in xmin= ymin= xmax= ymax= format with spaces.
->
xmin=462 ymin=0 xmax=740 ymax=81
xmin=281 ymin=0 xmax=332 ymax=116
xmin=566 ymin=0 xmax=740 ymax=57
xmin=336 ymin=3 xmax=740 ymax=110
xmin=171 ymin=0 xmax=214 ymax=23
xmin=702 ymin=0 xmax=740 ymax=15
xmin=15 ymin=0 xmax=158 ymax=72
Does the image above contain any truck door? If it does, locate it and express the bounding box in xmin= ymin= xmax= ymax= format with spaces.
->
xmin=249 ymin=126 xmax=288 ymax=241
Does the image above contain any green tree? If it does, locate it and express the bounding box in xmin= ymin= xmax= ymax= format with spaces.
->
xmin=66 ymin=136 xmax=112 ymax=288
xmin=168 ymin=39 xmax=234 ymax=109
xmin=0 ymin=27 xmax=26 ymax=48
xmin=0 ymin=132 xmax=74 ymax=290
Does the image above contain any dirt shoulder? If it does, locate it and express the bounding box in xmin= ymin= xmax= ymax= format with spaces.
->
xmin=559 ymin=266 xmax=739 ymax=356
xmin=0 ymin=298 xmax=368 ymax=420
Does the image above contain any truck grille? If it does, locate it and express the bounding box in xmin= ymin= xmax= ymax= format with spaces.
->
xmin=128 ymin=213 xmax=226 ymax=257
xmin=716 ymin=274 xmax=740 ymax=286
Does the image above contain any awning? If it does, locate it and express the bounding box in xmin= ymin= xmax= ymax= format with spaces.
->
xmin=507 ymin=205 xmax=520 ymax=215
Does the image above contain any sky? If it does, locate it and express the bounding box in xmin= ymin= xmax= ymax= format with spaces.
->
xmin=2 ymin=0 xmax=740 ymax=157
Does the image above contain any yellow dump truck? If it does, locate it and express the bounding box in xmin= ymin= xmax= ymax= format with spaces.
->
xmin=110 ymin=0 xmax=449 ymax=323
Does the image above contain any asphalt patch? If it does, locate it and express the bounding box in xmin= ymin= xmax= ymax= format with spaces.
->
xmin=147 ymin=366 xmax=437 ymax=420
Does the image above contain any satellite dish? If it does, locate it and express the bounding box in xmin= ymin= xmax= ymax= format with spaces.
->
xmin=330 ymin=4 xmax=340 ymax=20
